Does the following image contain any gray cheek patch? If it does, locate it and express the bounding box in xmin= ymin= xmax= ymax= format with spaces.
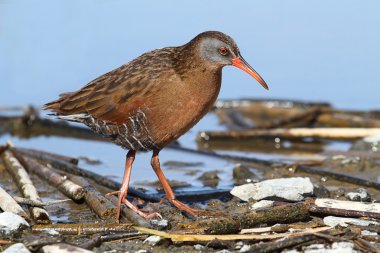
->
xmin=200 ymin=38 xmax=227 ymax=64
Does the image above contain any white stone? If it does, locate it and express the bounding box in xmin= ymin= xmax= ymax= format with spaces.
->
xmin=303 ymin=242 xmax=359 ymax=253
xmin=231 ymin=177 xmax=314 ymax=201
xmin=194 ymin=244 xmax=205 ymax=250
xmin=323 ymin=216 xmax=380 ymax=227
xmin=3 ymin=243 xmax=31 ymax=253
xmin=250 ymin=200 xmax=274 ymax=210
xmin=0 ymin=212 xmax=30 ymax=236
xmin=41 ymin=243 xmax=94 ymax=253
xmin=239 ymin=245 xmax=251 ymax=253
xmin=143 ymin=235 xmax=161 ymax=246
xmin=361 ymin=230 xmax=378 ymax=236
xmin=216 ymin=250 xmax=230 ymax=253
xmin=346 ymin=188 xmax=370 ymax=202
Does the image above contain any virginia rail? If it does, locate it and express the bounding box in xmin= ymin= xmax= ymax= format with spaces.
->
xmin=44 ymin=31 xmax=268 ymax=221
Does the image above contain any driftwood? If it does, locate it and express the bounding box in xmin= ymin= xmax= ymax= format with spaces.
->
xmin=308 ymin=198 xmax=380 ymax=219
xmin=0 ymin=185 xmax=29 ymax=219
xmin=15 ymin=148 xmax=161 ymax=202
xmin=32 ymin=223 xmax=133 ymax=235
xmin=68 ymin=176 xmax=116 ymax=218
xmin=13 ymin=197 xmax=72 ymax=207
xmin=15 ymin=147 xmax=79 ymax=165
xmin=198 ymin=128 xmax=380 ymax=141
xmin=173 ymin=202 xmax=310 ymax=234
xmin=2 ymin=150 xmax=51 ymax=224
xmin=18 ymin=155 xmax=85 ymax=201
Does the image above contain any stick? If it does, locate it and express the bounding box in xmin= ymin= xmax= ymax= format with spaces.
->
xmin=19 ymin=155 xmax=85 ymax=201
xmin=80 ymin=232 xmax=143 ymax=250
xmin=2 ymin=150 xmax=51 ymax=224
xmin=0 ymin=185 xmax=29 ymax=219
xmin=198 ymin=128 xmax=380 ymax=141
xmin=32 ymin=223 xmax=133 ymax=235
xmin=13 ymin=197 xmax=72 ymax=207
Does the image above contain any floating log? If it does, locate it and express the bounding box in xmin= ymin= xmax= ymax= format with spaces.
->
xmin=0 ymin=186 xmax=29 ymax=219
xmin=19 ymin=155 xmax=84 ymax=201
xmin=2 ymin=150 xmax=51 ymax=224
xmin=198 ymin=128 xmax=380 ymax=141
xmin=15 ymin=147 xmax=79 ymax=165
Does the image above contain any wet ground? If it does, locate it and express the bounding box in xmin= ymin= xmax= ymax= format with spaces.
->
xmin=1 ymin=99 xmax=380 ymax=252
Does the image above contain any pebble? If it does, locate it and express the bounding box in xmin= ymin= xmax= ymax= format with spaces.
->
xmin=143 ymin=235 xmax=161 ymax=246
xmin=0 ymin=212 xmax=30 ymax=237
xmin=151 ymin=219 xmax=168 ymax=229
xmin=323 ymin=216 xmax=380 ymax=227
xmin=346 ymin=188 xmax=371 ymax=202
xmin=215 ymin=250 xmax=230 ymax=253
xmin=231 ymin=177 xmax=314 ymax=202
xmin=2 ymin=243 xmax=31 ymax=253
xmin=239 ymin=245 xmax=251 ymax=252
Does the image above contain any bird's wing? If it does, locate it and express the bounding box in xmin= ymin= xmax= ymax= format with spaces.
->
xmin=44 ymin=64 xmax=155 ymax=125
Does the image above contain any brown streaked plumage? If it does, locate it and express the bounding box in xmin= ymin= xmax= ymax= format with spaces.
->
xmin=45 ymin=31 xmax=268 ymax=221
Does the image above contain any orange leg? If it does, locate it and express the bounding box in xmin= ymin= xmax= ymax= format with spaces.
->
xmin=151 ymin=150 xmax=197 ymax=217
xmin=107 ymin=150 xmax=161 ymax=222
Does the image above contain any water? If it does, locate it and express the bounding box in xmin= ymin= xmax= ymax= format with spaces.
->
xmin=1 ymin=1 xmax=379 ymax=189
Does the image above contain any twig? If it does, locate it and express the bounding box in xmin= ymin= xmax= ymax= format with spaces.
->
xmin=13 ymin=197 xmax=72 ymax=207
xmin=134 ymin=225 xmax=330 ymax=242
xmin=2 ymin=150 xmax=51 ymax=224
xmin=17 ymin=155 xmax=85 ymax=201
xmin=0 ymin=185 xmax=29 ymax=219
xmin=198 ymin=128 xmax=380 ymax=141
xmin=32 ymin=223 xmax=133 ymax=235
xmin=80 ymin=232 xmax=143 ymax=250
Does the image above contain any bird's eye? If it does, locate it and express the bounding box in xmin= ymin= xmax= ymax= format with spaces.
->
xmin=219 ymin=47 xmax=228 ymax=56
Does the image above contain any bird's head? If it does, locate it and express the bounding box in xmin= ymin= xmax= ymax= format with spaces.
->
xmin=191 ymin=31 xmax=268 ymax=90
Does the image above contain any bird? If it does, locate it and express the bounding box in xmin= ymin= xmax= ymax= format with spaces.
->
xmin=44 ymin=31 xmax=268 ymax=221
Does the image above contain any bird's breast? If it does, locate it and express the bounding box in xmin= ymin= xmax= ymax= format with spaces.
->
xmin=145 ymin=70 xmax=222 ymax=148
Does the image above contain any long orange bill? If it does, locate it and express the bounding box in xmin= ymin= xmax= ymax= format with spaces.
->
xmin=232 ymin=54 xmax=269 ymax=90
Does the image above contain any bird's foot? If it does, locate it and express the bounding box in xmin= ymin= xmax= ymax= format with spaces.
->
xmin=159 ymin=197 xmax=197 ymax=217
xmin=106 ymin=191 xmax=162 ymax=222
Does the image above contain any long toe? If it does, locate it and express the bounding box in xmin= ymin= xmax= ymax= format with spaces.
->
xmin=122 ymin=198 xmax=162 ymax=219
xmin=168 ymin=198 xmax=197 ymax=217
